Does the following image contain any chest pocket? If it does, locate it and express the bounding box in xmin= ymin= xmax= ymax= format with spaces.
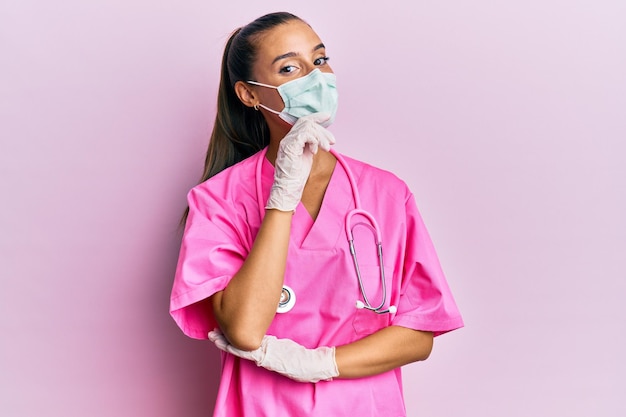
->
xmin=352 ymin=308 xmax=392 ymax=336
xmin=351 ymin=264 xmax=394 ymax=336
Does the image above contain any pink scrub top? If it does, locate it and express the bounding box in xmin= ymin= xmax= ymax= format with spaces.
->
xmin=170 ymin=149 xmax=463 ymax=417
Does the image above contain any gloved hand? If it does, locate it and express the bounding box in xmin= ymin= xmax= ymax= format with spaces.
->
xmin=208 ymin=330 xmax=339 ymax=383
xmin=266 ymin=113 xmax=336 ymax=212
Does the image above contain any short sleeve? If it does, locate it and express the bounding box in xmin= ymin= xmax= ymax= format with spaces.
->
xmin=391 ymin=194 xmax=464 ymax=336
xmin=169 ymin=186 xmax=248 ymax=339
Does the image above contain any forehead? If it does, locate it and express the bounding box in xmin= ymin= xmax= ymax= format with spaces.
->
xmin=254 ymin=20 xmax=323 ymax=63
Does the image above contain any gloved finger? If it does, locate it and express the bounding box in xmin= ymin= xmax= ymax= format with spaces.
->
xmin=224 ymin=342 xmax=263 ymax=363
xmin=213 ymin=338 xmax=231 ymax=352
xmin=307 ymin=138 xmax=320 ymax=155
xmin=299 ymin=112 xmax=331 ymax=125
xmin=317 ymin=130 xmax=336 ymax=151
xmin=209 ymin=332 xmax=231 ymax=351
xmin=296 ymin=130 xmax=322 ymax=155
xmin=208 ymin=329 xmax=222 ymax=341
xmin=298 ymin=117 xmax=335 ymax=150
xmin=225 ymin=344 xmax=247 ymax=357
xmin=279 ymin=131 xmax=311 ymax=157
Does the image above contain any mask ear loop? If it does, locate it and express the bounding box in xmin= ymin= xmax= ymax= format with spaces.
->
xmin=247 ymin=80 xmax=278 ymax=89
xmin=248 ymin=81 xmax=283 ymax=115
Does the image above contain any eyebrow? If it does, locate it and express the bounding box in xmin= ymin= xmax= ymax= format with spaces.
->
xmin=271 ymin=43 xmax=326 ymax=65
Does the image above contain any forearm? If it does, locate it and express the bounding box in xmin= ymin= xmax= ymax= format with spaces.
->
xmin=209 ymin=325 xmax=433 ymax=383
xmin=334 ymin=326 xmax=434 ymax=379
xmin=212 ymin=209 xmax=293 ymax=350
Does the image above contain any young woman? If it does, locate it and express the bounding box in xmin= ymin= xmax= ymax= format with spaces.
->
xmin=170 ymin=11 xmax=463 ymax=417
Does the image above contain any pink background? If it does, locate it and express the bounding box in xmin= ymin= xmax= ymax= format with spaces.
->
xmin=1 ymin=1 xmax=624 ymax=416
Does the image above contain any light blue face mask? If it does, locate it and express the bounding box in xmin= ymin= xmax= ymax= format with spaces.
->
xmin=248 ymin=69 xmax=338 ymax=127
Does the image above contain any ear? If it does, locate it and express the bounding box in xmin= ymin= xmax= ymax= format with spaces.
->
xmin=234 ymin=81 xmax=258 ymax=108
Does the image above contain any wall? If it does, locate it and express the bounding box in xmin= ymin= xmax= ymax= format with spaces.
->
xmin=1 ymin=1 xmax=624 ymax=416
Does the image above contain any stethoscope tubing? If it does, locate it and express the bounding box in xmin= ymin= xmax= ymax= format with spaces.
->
xmin=255 ymin=146 xmax=393 ymax=314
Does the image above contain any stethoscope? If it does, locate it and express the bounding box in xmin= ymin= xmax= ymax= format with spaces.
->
xmin=255 ymin=147 xmax=397 ymax=315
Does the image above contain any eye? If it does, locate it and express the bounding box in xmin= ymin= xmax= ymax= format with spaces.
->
xmin=314 ymin=56 xmax=330 ymax=66
xmin=279 ymin=64 xmax=299 ymax=74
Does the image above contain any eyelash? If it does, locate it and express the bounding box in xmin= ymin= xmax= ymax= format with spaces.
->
xmin=314 ymin=56 xmax=330 ymax=66
xmin=279 ymin=56 xmax=330 ymax=73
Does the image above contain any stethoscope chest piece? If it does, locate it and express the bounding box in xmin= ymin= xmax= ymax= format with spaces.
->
xmin=276 ymin=285 xmax=296 ymax=313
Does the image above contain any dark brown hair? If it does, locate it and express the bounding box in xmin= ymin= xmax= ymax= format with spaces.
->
xmin=181 ymin=12 xmax=302 ymax=225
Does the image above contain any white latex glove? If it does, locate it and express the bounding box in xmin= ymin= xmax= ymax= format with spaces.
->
xmin=208 ymin=330 xmax=339 ymax=383
xmin=266 ymin=113 xmax=336 ymax=212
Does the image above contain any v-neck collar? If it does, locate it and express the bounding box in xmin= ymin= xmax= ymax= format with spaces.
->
xmin=260 ymin=151 xmax=354 ymax=250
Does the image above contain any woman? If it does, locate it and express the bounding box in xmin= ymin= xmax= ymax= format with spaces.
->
xmin=170 ymin=11 xmax=463 ymax=416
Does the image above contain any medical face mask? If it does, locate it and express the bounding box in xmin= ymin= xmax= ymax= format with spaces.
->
xmin=248 ymin=69 xmax=338 ymax=127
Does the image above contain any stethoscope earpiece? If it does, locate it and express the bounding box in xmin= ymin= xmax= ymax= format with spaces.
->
xmin=356 ymin=300 xmax=397 ymax=315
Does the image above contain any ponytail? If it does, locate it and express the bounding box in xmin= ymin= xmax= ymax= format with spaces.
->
xmin=201 ymin=29 xmax=270 ymax=182
xmin=180 ymin=12 xmax=302 ymax=226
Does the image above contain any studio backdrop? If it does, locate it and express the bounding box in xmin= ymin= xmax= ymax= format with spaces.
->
xmin=1 ymin=1 xmax=624 ymax=416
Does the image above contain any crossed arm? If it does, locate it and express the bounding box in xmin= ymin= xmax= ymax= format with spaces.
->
xmin=209 ymin=209 xmax=433 ymax=380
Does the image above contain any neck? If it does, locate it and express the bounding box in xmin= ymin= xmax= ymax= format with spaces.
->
xmin=265 ymin=119 xmax=292 ymax=165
